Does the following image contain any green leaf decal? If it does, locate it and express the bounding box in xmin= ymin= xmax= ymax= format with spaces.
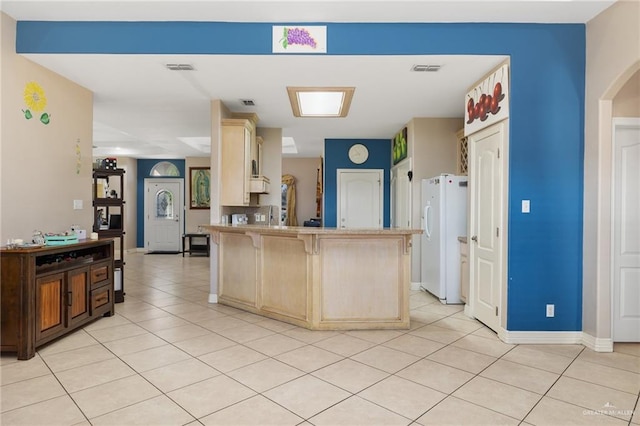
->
xmin=40 ymin=112 xmax=50 ymax=125
xmin=23 ymin=109 xmax=33 ymax=119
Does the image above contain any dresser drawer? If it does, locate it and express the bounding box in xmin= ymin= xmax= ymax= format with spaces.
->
xmin=91 ymin=285 xmax=112 ymax=315
xmin=90 ymin=263 xmax=111 ymax=285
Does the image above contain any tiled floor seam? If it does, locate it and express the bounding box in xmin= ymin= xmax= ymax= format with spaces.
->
xmin=511 ymin=344 xmax=637 ymax=425
xmin=258 ymin=384 xmax=352 ymax=424
xmin=27 ymin=354 xmax=93 ymax=424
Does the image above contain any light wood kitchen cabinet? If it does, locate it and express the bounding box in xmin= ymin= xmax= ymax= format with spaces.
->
xmin=210 ymin=225 xmax=421 ymax=330
xmin=221 ymin=114 xmax=270 ymax=206
xmin=221 ymin=115 xmax=258 ymax=206
xmin=459 ymin=237 xmax=469 ymax=303
xmin=249 ymin=136 xmax=270 ymax=194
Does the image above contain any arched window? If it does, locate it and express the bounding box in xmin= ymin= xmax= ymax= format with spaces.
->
xmin=156 ymin=190 xmax=174 ymax=219
xmin=150 ymin=161 xmax=180 ymax=177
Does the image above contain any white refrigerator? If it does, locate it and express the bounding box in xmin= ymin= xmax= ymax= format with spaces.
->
xmin=421 ymin=175 xmax=468 ymax=304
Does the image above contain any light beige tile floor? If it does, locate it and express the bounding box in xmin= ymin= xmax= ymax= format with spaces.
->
xmin=1 ymin=252 xmax=639 ymax=425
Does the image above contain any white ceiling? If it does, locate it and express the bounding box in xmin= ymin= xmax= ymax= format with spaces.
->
xmin=2 ymin=0 xmax=615 ymax=159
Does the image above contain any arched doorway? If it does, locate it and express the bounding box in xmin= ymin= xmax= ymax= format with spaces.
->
xmin=592 ymin=61 xmax=640 ymax=348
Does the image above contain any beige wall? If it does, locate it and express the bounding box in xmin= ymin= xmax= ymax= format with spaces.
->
xmin=406 ymin=117 xmax=463 ymax=281
xmin=256 ymin=127 xmax=283 ymax=217
xmin=612 ymin=69 xmax=640 ymax=117
xmin=209 ymin=99 xmax=231 ymax=225
xmin=282 ymin=157 xmax=322 ymax=223
xmin=584 ymin=0 xmax=640 ymax=342
xmin=1 ymin=13 xmax=94 ymax=242
xmin=185 ymin=156 xmax=211 ymax=233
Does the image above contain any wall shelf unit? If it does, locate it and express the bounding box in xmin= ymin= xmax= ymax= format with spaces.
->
xmin=93 ymin=168 xmax=125 ymax=303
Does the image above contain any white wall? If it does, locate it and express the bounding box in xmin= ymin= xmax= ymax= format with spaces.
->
xmin=583 ymin=0 xmax=640 ymax=342
xmin=1 ymin=12 xmax=94 ymax=242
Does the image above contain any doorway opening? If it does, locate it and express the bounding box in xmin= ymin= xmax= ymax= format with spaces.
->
xmin=144 ymin=178 xmax=184 ymax=253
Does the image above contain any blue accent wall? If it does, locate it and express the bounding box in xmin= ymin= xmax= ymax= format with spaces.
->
xmin=136 ymin=159 xmax=185 ymax=248
xmin=16 ymin=21 xmax=585 ymax=332
xmin=324 ymin=139 xmax=391 ymax=228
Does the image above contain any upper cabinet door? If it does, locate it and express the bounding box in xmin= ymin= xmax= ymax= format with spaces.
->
xmin=221 ymin=118 xmax=253 ymax=206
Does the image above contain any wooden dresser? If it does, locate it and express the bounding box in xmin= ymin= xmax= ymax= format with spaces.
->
xmin=1 ymin=239 xmax=115 ymax=360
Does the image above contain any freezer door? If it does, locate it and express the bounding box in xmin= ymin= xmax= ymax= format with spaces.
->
xmin=420 ymin=178 xmax=445 ymax=300
xmin=440 ymin=175 xmax=468 ymax=304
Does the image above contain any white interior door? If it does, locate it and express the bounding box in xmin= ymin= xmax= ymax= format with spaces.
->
xmin=337 ymin=169 xmax=383 ymax=228
xmin=391 ymin=160 xmax=412 ymax=228
xmin=469 ymin=122 xmax=506 ymax=332
xmin=613 ymin=118 xmax=640 ymax=342
xmin=144 ymin=178 xmax=184 ymax=252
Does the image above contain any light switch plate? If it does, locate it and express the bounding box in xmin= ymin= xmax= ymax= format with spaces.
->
xmin=522 ymin=199 xmax=530 ymax=213
xmin=73 ymin=199 xmax=83 ymax=210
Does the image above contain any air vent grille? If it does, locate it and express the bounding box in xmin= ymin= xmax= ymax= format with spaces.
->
xmin=411 ymin=64 xmax=441 ymax=72
xmin=240 ymin=99 xmax=256 ymax=106
xmin=165 ymin=63 xmax=195 ymax=71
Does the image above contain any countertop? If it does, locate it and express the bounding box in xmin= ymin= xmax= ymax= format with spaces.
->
xmin=205 ymin=224 xmax=422 ymax=236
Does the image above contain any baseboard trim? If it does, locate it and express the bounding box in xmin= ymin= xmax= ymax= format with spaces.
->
xmin=582 ymin=332 xmax=614 ymax=352
xmin=410 ymin=282 xmax=421 ymax=291
xmin=463 ymin=304 xmax=474 ymax=319
xmin=501 ymin=330 xmax=583 ymax=345
xmin=208 ymin=294 xmax=218 ymax=304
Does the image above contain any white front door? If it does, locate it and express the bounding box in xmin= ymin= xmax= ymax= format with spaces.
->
xmin=469 ymin=122 xmax=507 ymax=332
xmin=144 ymin=179 xmax=184 ymax=252
xmin=337 ymin=169 xmax=383 ymax=228
xmin=613 ymin=118 xmax=640 ymax=342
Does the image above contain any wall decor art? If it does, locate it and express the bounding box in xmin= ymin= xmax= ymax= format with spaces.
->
xmin=392 ymin=127 xmax=408 ymax=165
xmin=189 ymin=167 xmax=211 ymax=209
xmin=464 ymin=62 xmax=510 ymax=136
xmin=76 ymin=138 xmax=82 ymax=174
xmin=272 ymin=26 xmax=327 ymax=53
xmin=22 ymin=81 xmax=51 ymax=125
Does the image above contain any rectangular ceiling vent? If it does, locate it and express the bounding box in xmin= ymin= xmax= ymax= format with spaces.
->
xmin=240 ymin=99 xmax=256 ymax=106
xmin=411 ymin=64 xmax=441 ymax=72
xmin=165 ymin=63 xmax=195 ymax=71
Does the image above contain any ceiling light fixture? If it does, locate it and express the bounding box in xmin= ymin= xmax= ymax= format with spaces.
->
xmin=411 ymin=64 xmax=441 ymax=72
xmin=287 ymin=87 xmax=355 ymax=118
xmin=165 ymin=63 xmax=195 ymax=71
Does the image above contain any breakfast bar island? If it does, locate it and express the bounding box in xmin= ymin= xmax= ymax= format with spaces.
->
xmin=206 ymin=225 xmax=421 ymax=330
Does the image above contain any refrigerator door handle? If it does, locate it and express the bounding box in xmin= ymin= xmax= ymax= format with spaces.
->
xmin=424 ymin=205 xmax=432 ymax=239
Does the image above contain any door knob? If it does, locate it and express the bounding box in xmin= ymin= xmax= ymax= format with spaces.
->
xmin=471 ymin=235 xmax=478 ymax=242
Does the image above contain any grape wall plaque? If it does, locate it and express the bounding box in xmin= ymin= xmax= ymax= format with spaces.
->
xmin=272 ymin=26 xmax=327 ymax=53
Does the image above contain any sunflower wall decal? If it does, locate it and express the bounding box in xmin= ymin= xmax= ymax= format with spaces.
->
xmin=22 ymin=81 xmax=51 ymax=125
